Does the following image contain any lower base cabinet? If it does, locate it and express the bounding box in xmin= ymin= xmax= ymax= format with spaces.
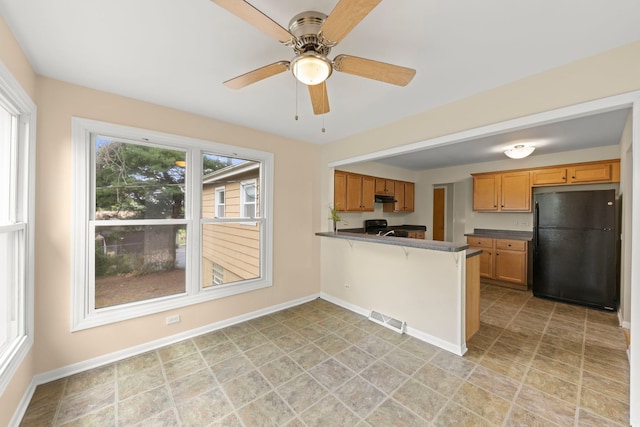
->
xmin=466 ymin=236 xmax=531 ymax=291
xmin=465 ymin=255 xmax=480 ymax=340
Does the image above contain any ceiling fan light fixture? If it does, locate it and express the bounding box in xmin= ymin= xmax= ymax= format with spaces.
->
xmin=291 ymin=52 xmax=332 ymax=86
xmin=504 ymin=144 xmax=535 ymax=159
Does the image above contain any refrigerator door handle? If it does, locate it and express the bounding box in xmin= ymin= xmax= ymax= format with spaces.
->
xmin=533 ymin=201 xmax=539 ymax=252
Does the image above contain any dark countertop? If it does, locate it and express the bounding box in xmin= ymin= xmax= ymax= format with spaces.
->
xmin=338 ymin=224 xmax=427 ymax=234
xmin=316 ymin=231 xmax=472 ymax=253
xmin=464 ymin=228 xmax=533 ymax=241
xmin=466 ymin=248 xmax=483 ymax=258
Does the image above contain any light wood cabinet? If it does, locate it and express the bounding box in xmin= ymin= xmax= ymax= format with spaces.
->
xmin=384 ymin=181 xmax=415 ymax=212
xmin=568 ymin=162 xmax=612 ymax=183
xmin=473 ymin=171 xmax=530 ymax=212
xmin=334 ymin=171 xmax=374 ymax=212
xmin=531 ymin=167 xmax=567 ymax=185
xmin=407 ymin=230 xmax=425 ymax=239
xmin=334 ymin=170 xmax=347 ymax=211
xmin=473 ymin=160 xmax=620 ymax=212
xmin=375 ymin=178 xmax=395 ymax=195
xmin=466 ymin=237 xmax=529 ymax=290
xmin=466 ymin=255 xmax=480 ymax=340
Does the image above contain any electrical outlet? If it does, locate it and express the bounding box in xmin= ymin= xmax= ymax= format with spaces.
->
xmin=166 ymin=314 xmax=180 ymax=325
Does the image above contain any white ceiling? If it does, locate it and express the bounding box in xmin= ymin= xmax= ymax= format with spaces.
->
xmin=1 ymin=0 xmax=639 ymax=166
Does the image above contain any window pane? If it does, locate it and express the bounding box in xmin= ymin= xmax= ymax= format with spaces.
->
xmin=95 ymin=138 xmax=186 ymax=220
xmin=202 ymin=223 xmax=260 ymax=287
xmin=202 ymin=155 xmax=259 ymax=219
xmin=95 ymin=224 xmax=186 ymax=308
xmin=0 ymin=231 xmax=19 ymax=353
xmin=0 ymin=106 xmax=13 ymax=224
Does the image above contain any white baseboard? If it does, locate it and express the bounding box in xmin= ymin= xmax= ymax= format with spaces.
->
xmin=320 ymin=292 xmax=466 ymax=356
xmin=11 ymin=293 xmax=320 ymax=425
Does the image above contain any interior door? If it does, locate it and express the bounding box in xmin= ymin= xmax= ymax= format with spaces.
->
xmin=433 ymin=187 xmax=445 ymax=240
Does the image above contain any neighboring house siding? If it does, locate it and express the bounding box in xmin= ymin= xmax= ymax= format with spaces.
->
xmin=201 ymin=171 xmax=260 ymax=287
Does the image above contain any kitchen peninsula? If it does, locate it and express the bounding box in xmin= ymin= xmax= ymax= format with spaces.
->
xmin=316 ymin=231 xmax=481 ymax=356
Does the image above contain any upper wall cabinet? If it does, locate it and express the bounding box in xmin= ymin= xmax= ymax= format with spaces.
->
xmin=530 ymin=159 xmax=620 ymax=186
xmin=375 ymin=178 xmax=395 ymax=196
xmin=473 ymin=159 xmax=620 ymax=212
xmin=472 ymin=171 xmax=531 ymax=212
xmin=383 ymin=181 xmax=415 ymax=212
xmin=335 ymin=170 xmax=415 ymax=213
xmin=334 ymin=170 xmax=374 ymax=212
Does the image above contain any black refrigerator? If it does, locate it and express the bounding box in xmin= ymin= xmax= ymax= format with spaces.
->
xmin=533 ymin=190 xmax=619 ymax=310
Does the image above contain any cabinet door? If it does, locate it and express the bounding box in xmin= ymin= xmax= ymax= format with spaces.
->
xmin=500 ymin=171 xmax=531 ymax=211
xmin=345 ymin=173 xmax=364 ymax=211
xmin=473 ymin=174 xmax=499 ymax=211
xmin=375 ymin=178 xmax=394 ymax=195
xmin=478 ymin=250 xmax=494 ymax=279
xmin=393 ymin=181 xmax=405 ymax=212
xmin=334 ymin=171 xmax=347 ymax=211
xmin=568 ymin=163 xmax=612 ymax=183
xmin=495 ymin=249 xmax=527 ymax=284
xmin=403 ymin=182 xmax=415 ymax=212
xmin=361 ymin=176 xmax=375 ymax=211
xmin=531 ymin=168 xmax=567 ymax=186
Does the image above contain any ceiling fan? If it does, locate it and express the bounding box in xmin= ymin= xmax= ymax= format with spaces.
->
xmin=211 ymin=0 xmax=416 ymax=115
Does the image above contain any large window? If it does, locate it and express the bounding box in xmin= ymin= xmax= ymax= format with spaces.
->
xmin=0 ymin=63 xmax=35 ymax=395
xmin=72 ymin=119 xmax=273 ymax=330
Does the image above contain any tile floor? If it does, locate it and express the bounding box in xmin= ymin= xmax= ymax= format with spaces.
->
xmin=21 ymin=284 xmax=630 ymax=426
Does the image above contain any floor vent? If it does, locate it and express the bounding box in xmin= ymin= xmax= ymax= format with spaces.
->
xmin=368 ymin=310 xmax=406 ymax=334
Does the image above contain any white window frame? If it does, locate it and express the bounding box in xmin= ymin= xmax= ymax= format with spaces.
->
xmin=71 ymin=118 xmax=273 ymax=331
xmin=215 ymin=186 xmax=225 ymax=218
xmin=0 ymin=61 xmax=36 ymax=396
xmin=240 ymin=179 xmax=257 ymax=219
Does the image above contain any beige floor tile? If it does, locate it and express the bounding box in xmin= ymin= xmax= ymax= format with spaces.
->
xmin=433 ymin=401 xmax=495 ymax=427
xmin=523 ymin=367 xmax=579 ymax=404
xmin=168 ymin=368 xmax=217 ymax=403
xmin=157 ymin=339 xmax=197 ymax=363
xmin=237 ymin=391 xmax=296 ymax=426
xmin=579 ymin=387 xmax=630 ymax=425
xmin=117 ymin=385 xmax=173 ymax=425
xmin=334 ymin=345 xmax=376 ymax=373
xmin=393 ymin=379 xmax=448 ymax=421
xmin=301 ymin=395 xmax=360 ymax=427
xmin=413 ymin=363 xmax=464 ymax=396
xmin=515 ymin=385 xmax=576 ymax=426
xmin=505 ymin=404 xmax=560 ymax=427
xmin=360 ymin=360 xmax=407 ymax=394
xmin=309 ymin=358 xmax=354 ymax=391
xmin=223 ymin=369 xmax=273 ymax=409
xmin=175 ymin=387 xmax=233 ymax=426
xmin=453 ymin=381 xmax=511 ymax=425
xmin=56 ymin=382 xmax=115 ymax=424
xmin=467 ymin=365 xmax=520 ymax=401
xmin=118 ymin=364 xmax=165 ymax=401
xmin=192 ymin=329 xmax=229 ymax=350
xmin=277 ymin=373 xmax=327 ymax=414
xmin=259 ymin=355 xmax=304 ymax=387
xmin=288 ymin=343 xmax=330 ymax=370
xmin=366 ymin=397 xmax=427 ymax=427
xmin=335 ymin=376 xmax=386 ymax=418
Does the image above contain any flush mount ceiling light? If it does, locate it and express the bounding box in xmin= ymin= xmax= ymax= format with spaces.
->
xmin=504 ymin=144 xmax=535 ymax=159
xmin=291 ymin=52 xmax=333 ymax=86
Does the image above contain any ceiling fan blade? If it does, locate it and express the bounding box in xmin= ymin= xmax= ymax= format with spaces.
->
xmin=334 ymin=54 xmax=416 ymax=86
xmin=211 ymin=0 xmax=293 ymax=43
xmin=308 ymin=83 xmax=330 ymax=115
xmin=224 ymin=61 xmax=290 ymax=89
xmin=321 ymin=0 xmax=381 ymax=44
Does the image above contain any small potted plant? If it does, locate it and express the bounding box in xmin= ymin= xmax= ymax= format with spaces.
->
xmin=329 ymin=204 xmax=341 ymax=233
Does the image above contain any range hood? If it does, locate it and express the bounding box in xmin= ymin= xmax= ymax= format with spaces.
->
xmin=374 ymin=195 xmax=397 ymax=203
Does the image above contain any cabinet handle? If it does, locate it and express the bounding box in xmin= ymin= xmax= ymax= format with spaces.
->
xmin=572 ymin=176 xmax=575 ymax=179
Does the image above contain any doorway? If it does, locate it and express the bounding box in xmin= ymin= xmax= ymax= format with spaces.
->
xmin=432 ymin=188 xmax=445 ymax=241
